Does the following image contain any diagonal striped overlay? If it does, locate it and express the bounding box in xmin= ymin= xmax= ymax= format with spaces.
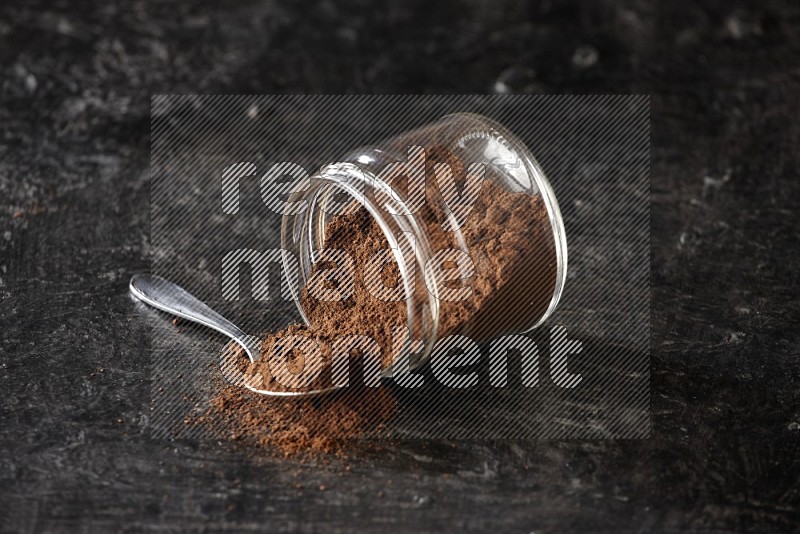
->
xmin=146 ymin=95 xmax=650 ymax=441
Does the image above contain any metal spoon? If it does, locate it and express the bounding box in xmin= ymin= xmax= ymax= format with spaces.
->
xmin=129 ymin=273 xmax=340 ymax=397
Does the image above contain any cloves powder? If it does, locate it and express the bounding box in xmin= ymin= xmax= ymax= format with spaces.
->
xmin=198 ymin=148 xmax=556 ymax=458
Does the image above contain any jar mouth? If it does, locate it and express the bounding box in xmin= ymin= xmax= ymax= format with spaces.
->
xmin=280 ymin=163 xmax=440 ymax=376
xmin=441 ymin=112 xmax=568 ymax=327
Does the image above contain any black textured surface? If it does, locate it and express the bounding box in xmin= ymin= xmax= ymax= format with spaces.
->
xmin=1 ymin=0 xmax=799 ymax=532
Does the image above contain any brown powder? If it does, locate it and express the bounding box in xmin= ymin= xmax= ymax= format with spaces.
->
xmin=198 ymin=148 xmax=556 ymax=457
xmin=421 ymin=146 xmax=557 ymax=340
xmin=199 ymin=377 xmax=397 ymax=458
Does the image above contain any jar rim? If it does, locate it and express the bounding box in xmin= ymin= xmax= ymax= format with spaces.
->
xmin=280 ymin=162 xmax=439 ymax=376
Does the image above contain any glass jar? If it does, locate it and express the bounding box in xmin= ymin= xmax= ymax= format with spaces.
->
xmin=280 ymin=113 xmax=567 ymax=377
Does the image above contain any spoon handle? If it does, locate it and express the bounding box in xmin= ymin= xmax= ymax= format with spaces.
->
xmin=129 ymin=274 xmax=259 ymax=361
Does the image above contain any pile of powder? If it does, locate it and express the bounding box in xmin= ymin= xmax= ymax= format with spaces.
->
xmin=197 ymin=208 xmax=407 ymax=458
xmin=199 ymin=368 xmax=397 ymax=458
xmin=198 ymin=149 xmax=556 ymax=457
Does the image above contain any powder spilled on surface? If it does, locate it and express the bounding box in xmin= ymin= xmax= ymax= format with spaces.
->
xmin=200 ymin=379 xmax=397 ymax=458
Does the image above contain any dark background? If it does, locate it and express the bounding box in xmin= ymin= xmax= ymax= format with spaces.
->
xmin=1 ymin=0 xmax=799 ymax=531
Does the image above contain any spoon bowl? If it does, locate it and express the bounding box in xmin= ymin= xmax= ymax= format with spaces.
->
xmin=129 ymin=274 xmax=341 ymax=398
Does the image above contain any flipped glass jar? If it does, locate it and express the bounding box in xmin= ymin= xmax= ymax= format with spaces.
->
xmin=280 ymin=113 xmax=567 ymax=376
